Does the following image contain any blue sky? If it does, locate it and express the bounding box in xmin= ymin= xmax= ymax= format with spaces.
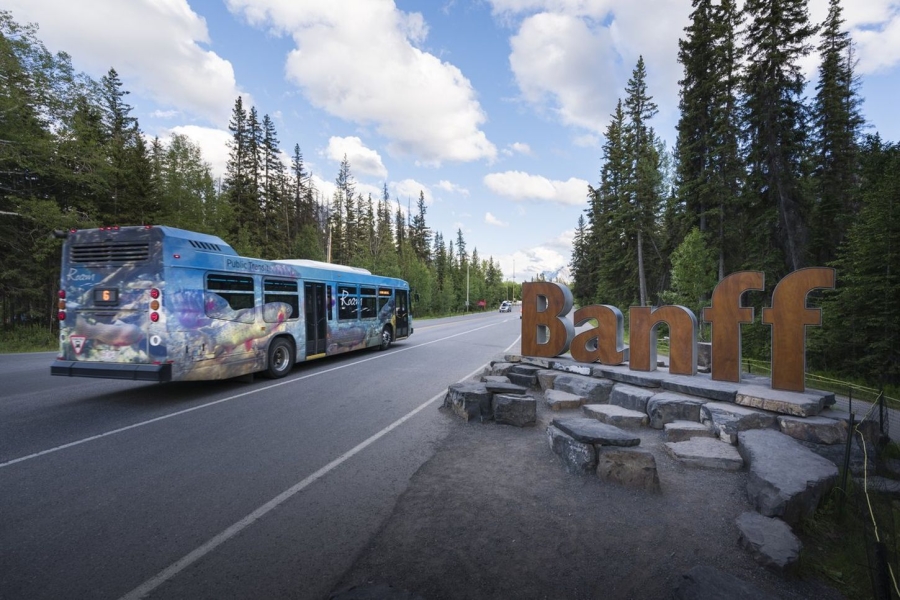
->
xmin=7 ymin=0 xmax=900 ymax=283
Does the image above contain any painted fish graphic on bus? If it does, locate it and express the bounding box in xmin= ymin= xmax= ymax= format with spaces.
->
xmin=73 ymin=314 xmax=144 ymax=347
xmin=198 ymin=300 xmax=294 ymax=355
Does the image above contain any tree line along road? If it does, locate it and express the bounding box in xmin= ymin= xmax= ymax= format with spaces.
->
xmin=0 ymin=311 xmax=522 ymax=600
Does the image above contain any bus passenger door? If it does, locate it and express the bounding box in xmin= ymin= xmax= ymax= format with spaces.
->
xmin=304 ymin=282 xmax=327 ymax=356
xmin=395 ymin=290 xmax=409 ymax=338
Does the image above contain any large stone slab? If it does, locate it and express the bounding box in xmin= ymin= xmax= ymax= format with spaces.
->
xmin=553 ymin=374 xmax=614 ymax=404
xmin=672 ymin=566 xmax=778 ymax=600
xmin=664 ymin=420 xmax=716 ymax=443
xmin=509 ymin=363 xmax=543 ymax=376
xmin=518 ymin=355 xmax=551 ymax=369
xmin=483 ymin=380 xmax=528 ymax=396
xmin=777 ymin=415 xmax=847 ymax=445
xmin=507 ymin=372 xmax=538 ymax=388
xmin=549 ymin=357 xmax=593 ymax=376
xmin=545 ymin=389 xmax=584 ymax=411
xmin=608 ymin=384 xmax=656 ymax=412
xmin=664 ymin=438 xmax=744 ymax=471
xmin=660 ymin=373 xmax=740 ymax=403
xmin=596 ymin=446 xmax=660 ymax=492
xmin=582 ymin=404 xmax=648 ymax=429
xmin=735 ymin=383 xmax=825 ymax=417
xmin=701 ymin=402 xmax=778 ymax=445
xmin=551 ymin=417 xmax=641 ymax=447
xmin=592 ymin=364 xmax=665 ymax=388
xmin=493 ymin=394 xmax=536 ymax=427
xmin=481 ymin=375 xmax=510 ymax=384
xmin=442 ymin=382 xmax=492 ymax=422
xmin=646 ymin=392 xmax=705 ymax=429
xmin=546 ymin=425 xmax=596 ymax=475
xmin=735 ymin=512 xmax=801 ymax=574
xmin=737 ymin=429 xmax=839 ymax=525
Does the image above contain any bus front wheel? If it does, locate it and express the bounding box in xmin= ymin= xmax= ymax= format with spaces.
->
xmin=265 ymin=338 xmax=294 ymax=378
xmin=379 ymin=326 xmax=393 ymax=351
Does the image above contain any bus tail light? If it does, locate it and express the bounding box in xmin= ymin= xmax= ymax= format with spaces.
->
xmin=58 ymin=311 xmax=66 ymax=321
xmin=150 ymin=312 xmax=159 ymax=322
xmin=150 ymin=288 xmax=160 ymax=299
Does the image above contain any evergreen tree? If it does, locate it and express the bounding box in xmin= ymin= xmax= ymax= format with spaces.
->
xmin=223 ymin=96 xmax=256 ymax=252
xmin=809 ymin=0 xmax=863 ymax=264
xmin=741 ymin=0 xmax=817 ymax=273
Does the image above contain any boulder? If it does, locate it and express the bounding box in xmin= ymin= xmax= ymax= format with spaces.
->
xmin=551 ymin=417 xmax=641 ymax=447
xmin=550 ymin=357 xmax=593 ymax=376
xmin=536 ymin=369 xmax=560 ymax=391
xmin=777 ymin=415 xmax=847 ymax=445
xmin=672 ymin=566 xmax=779 ymax=600
xmin=481 ymin=375 xmax=510 ymax=384
xmin=442 ymin=382 xmax=492 ymax=422
xmin=592 ymin=364 xmax=665 ymax=388
xmin=553 ymin=374 xmax=614 ymax=404
xmin=493 ymin=393 xmax=536 ymax=427
xmin=596 ymin=446 xmax=660 ymax=492
xmin=735 ymin=512 xmax=801 ymax=574
xmin=507 ymin=372 xmax=538 ymax=388
xmin=663 ymin=420 xmax=716 ymax=443
xmin=608 ymin=384 xmax=656 ymax=412
xmin=664 ymin=438 xmax=744 ymax=471
xmin=737 ymin=429 xmax=839 ymax=525
xmin=582 ymin=404 xmax=648 ymax=429
xmin=545 ymin=389 xmax=584 ymax=411
xmin=546 ymin=425 xmax=596 ymax=475
xmin=490 ymin=362 xmax=516 ymax=377
xmin=646 ymin=392 xmax=705 ymax=429
xmin=701 ymin=402 xmax=778 ymax=445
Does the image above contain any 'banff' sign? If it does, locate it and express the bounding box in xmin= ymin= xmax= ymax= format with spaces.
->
xmin=521 ymin=268 xmax=835 ymax=393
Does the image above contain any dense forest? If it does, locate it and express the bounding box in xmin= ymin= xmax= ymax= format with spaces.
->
xmin=1 ymin=1 xmax=897 ymax=387
xmin=569 ymin=0 xmax=898 ymax=385
xmin=0 ymin=10 xmax=515 ymax=335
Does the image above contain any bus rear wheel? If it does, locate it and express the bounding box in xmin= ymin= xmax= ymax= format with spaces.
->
xmin=379 ymin=326 xmax=393 ymax=351
xmin=265 ymin=338 xmax=294 ymax=378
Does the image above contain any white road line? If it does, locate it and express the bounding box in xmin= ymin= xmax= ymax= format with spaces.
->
xmin=118 ymin=359 xmax=497 ymax=600
xmin=1 ymin=320 xmax=514 ymax=469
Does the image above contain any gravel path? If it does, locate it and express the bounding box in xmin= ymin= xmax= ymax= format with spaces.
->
xmin=331 ymin=382 xmax=846 ymax=600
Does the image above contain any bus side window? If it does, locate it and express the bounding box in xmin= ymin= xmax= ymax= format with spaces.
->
xmin=263 ymin=279 xmax=299 ymax=322
xmin=360 ymin=287 xmax=377 ymax=319
xmin=338 ymin=285 xmax=359 ymax=320
xmin=206 ymin=273 xmax=255 ymax=322
xmin=326 ymin=285 xmax=334 ymax=321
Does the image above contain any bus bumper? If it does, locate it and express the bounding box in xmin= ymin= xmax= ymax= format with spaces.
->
xmin=51 ymin=361 xmax=172 ymax=382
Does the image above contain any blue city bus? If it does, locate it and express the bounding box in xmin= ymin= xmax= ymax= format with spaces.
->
xmin=51 ymin=225 xmax=412 ymax=382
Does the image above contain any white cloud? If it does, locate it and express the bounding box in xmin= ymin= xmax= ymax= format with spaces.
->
xmin=502 ymin=142 xmax=533 ymax=157
xmin=325 ymin=136 xmax=388 ymax=179
xmin=485 ymin=212 xmax=509 ymax=227
xmin=393 ymin=179 xmax=433 ymax=206
xmin=151 ymin=110 xmax=181 ymax=119
xmin=227 ymin=0 xmax=497 ymax=165
xmin=162 ymin=125 xmax=232 ymax=180
xmin=7 ymin=0 xmax=244 ymax=126
xmin=483 ymin=171 xmax=588 ymax=206
xmin=436 ymin=180 xmax=470 ymax=196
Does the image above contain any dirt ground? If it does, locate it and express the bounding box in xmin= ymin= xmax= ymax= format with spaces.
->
xmin=330 ymin=381 xmax=846 ymax=600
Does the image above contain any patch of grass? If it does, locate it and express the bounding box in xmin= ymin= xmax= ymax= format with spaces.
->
xmin=0 ymin=325 xmax=58 ymax=353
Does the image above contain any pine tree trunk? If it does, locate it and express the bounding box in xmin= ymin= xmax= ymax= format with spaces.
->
xmin=637 ymin=229 xmax=648 ymax=306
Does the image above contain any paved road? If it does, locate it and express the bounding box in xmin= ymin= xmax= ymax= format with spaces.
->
xmin=1 ymin=312 xmax=521 ymax=600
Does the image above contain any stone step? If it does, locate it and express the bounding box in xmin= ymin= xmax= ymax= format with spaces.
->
xmin=608 ymin=384 xmax=656 ymax=412
xmin=536 ymin=369 xmax=560 ymax=391
xmin=596 ymin=446 xmax=660 ymax=492
xmin=663 ymin=420 xmax=716 ymax=443
xmin=507 ymin=372 xmax=537 ymax=388
xmin=646 ymin=392 xmax=705 ymax=429
xmin=701 ymin=402 xmax=778 ymax=445
xmin=664 ymin=438 xmax=744 ymax=471
xmin=551 ymin=417 xmax=640 ymax=447
xmin=777 ymin=415 xmax=847 ymax=445
xmin=545 ymin=389 xmax=584 ymax=411
xmin=546 ymin=425 xmax=596 ymax=475
xmin=582 ymin=404 xmax=648 ymax=429
xmin=442 ymin=382 xmax=491 ymax=422
xmin=735 ymin=383 xmax=828 ymax=417
xmin=553 ymin=373 xmax=614 ymax=404
xmin=737 ymin=429 xmax=839 ymax=525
